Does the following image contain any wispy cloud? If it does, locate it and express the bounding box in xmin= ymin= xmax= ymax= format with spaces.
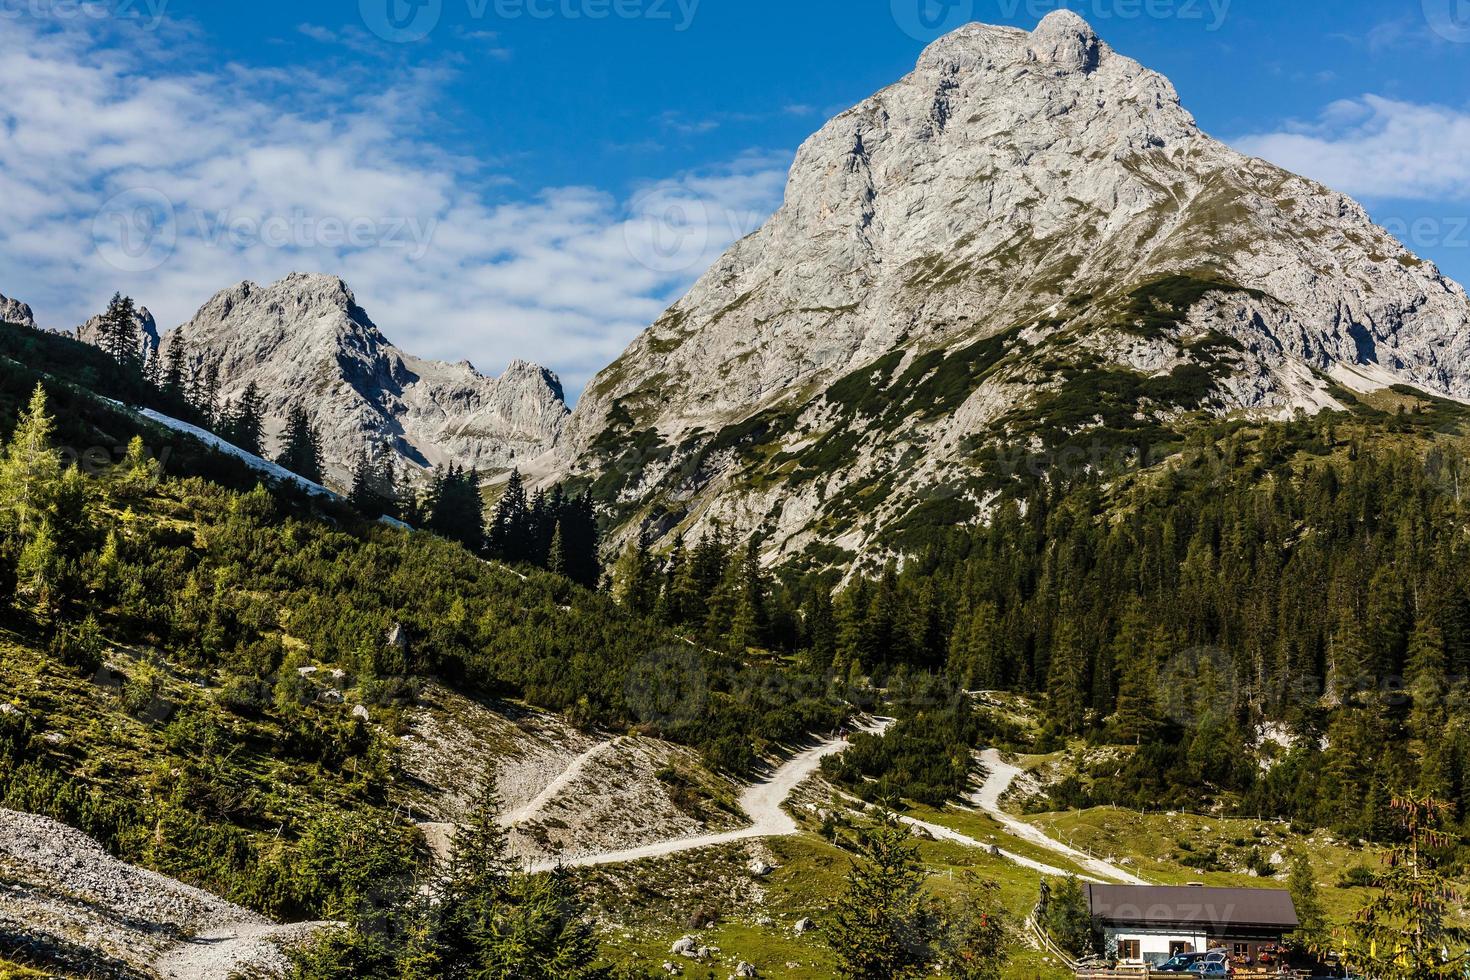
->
xmin=0 ymin=16 xmax=788 ymax=398
xmin=1234 ymin=95 xmax=1470 ymax=203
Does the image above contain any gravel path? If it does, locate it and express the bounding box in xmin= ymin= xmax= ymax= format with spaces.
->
xmin=972 ymin=749 xmax=1148 ymax=884
xmin=152 ymin=920 xmax=337 ymax=980
xmin=524 ymin=717 xmax=893 ymax=873
xmin=501 ymin=737 xmax=627 ymax=827
xmin=0 ymin=809 xmax=332 ymax=979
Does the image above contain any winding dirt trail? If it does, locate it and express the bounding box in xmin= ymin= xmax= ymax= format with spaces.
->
xmin=501 ymin=737 xmax=627 ymax=827
xmin=524 ymin=718 xmax=892 ymax=873
xmin=972 ymin=749 xmax=1148 ymax=885
xmin=153 ymin=921 xmax=337 ymax=980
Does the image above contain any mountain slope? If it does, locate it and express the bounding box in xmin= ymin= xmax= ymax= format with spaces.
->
xmin=157 ymin=273 xmax=568 ymax=485
xmin=564 ymin=11 xmax=1470 ymax=562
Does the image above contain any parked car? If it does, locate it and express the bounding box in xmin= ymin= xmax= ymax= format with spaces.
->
xmin=1187 ymin=963 xmax=1233 ymax=979
xmin=1157 ymin=953 xmax=1209 ymax=973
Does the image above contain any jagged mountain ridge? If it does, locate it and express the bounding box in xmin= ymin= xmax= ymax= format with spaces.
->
xmin=0 ymin=292 xmax=35 ymax=328
xmin=156 ymin=273 xmax=568 ymax=486
xmin=562 ymin=11 xmax=1470 ymax=562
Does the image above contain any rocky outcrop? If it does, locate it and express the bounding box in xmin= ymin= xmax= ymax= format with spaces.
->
xmin=564 ymin=12 xmax=1470 ymax=560
xmin=0 ymin=809 xmax=327 ymax=979
xmin=158 ymin=273 xmax=568 ymax=486
xmin=76 ymin=305 xmax=161 ymax=361
xmin=0 ymin=291 xmax=35 ymax=327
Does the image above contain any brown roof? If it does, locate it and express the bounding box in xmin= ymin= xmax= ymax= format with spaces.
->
xmin=1085 ymin=885 xmax=1299 ymax=931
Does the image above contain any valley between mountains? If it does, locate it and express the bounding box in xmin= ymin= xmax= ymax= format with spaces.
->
xmin=4 ymin=8 xmax=1470 ymax=980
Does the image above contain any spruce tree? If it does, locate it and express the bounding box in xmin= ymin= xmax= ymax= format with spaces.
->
xmin=1047 ymin=618 xmax=1088 ymax=735
xmin=1287 ymin=852 xmax=1327 ymax=951
xmin=97 ymin=293 xmax=141 ymax=368
xmin=487 ymin=469 xmax=529 ymax=562
xmin=826 ymin=817 xmax=938 ymax=980
xmin=277 ymin=404 xmax=325 ymax=484
xmin=1339 ymin=795 xmax=1470 ymax=979
xmin=546 ymin=522 xmax=569 ymax=578
xmin=0 ymin=385 xmax=62 ymax=541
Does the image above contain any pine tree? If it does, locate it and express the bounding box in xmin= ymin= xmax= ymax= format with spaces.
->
xmin=487 ymin=469 xmax=529 ymax=562
xmin=0 ymin=384 xmax=62 ymax=541
xmin=728 ymin=538 xmax=769 ymax=652
xmin=612 ymin=534 xmax=658 ymax=616
xmin=277 ymin=404 xmax=325 ymax=484
xmin=1288 ymin=852 xmax=1327 ymax=950
xmin=470 ymin=869 xmax=601 ymax=980
xmin=1407 ymin=620 xmax=1449 ymax=754
xmin=438 ymin=762 xmax=514 ymax=968
xmin=348 ymin=446 xmax=392 ymax=517
xmin=938 ymin=872 xmax=1011 ymax=980
xmin=162 ymin=334 xmax=188 ymax=402
xmin=1339 ymin=795 xmax=1470 ymax=979
xmin=96 ymin=293 xmax=141 ymax=368
xmin=220 ymin=382 xmax=266 ymax=456
xmin=546 ymin=522 xmax=569 ymax=578
xmin=826 ymin=817 xmax=938 ymax=980
xmin=1047 ymin=618 xmax=1088 ymax=735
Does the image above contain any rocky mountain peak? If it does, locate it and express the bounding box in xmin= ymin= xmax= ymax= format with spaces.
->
xmin=566 ymin=16 xmax=1470 ymax=562
xmin=156 ymin=273 xmax=566 ymax=486
xmin=1026 ymin=10 xmax=1102 ymax=73
xmin=0 ymin=292 xmax=35 ymax=328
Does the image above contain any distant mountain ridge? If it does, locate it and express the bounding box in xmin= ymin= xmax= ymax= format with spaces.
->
xmin=152 ymin=273 xmax=569 ymax=486
xmin=558 ymin=11 xmax=1470 ymax=561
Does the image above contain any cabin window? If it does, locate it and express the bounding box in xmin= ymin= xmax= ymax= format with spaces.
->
xmin=1117 ymin=940 xmax=1142 ymax=960
xmin=1234 ymin=943 xmax=1251 ymax=956
xmin=1170 ymin=941 xmax=1193 ymax=956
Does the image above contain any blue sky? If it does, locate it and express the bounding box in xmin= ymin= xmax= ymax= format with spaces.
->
xmin=1 ymin=0 xmax=1468 ymax=398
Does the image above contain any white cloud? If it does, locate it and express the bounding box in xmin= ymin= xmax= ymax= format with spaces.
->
xmin=1234 ymin=95 xmax=1470 ymax=203
xmin=0 ymin=17 xmax=788 ymax=398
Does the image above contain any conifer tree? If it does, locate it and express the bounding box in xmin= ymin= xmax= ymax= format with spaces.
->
xmin=1339 ymin=795 xmax=1470 ymax=979
xmin=277 ymin=404 xmax=325 ymax=484
xmin=826 ymin=816 xmax=938 ymax=980
xmin=0 ymin=384 xmax=62 ymax=541
xmin=1047 ymin=618 xmax=1088 ymax=735
xmin=613 ymin=533 xmax=658 ymax=617
xmin=1288 ymin=852 xmax=1327 ymax=951
xmin=487 ymin=469 xmax=529 ymax=562
xmin=97 ymin=293 xmax=141 ymax=368
xmin=546 ymin=522 xmax=569 ymax=578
